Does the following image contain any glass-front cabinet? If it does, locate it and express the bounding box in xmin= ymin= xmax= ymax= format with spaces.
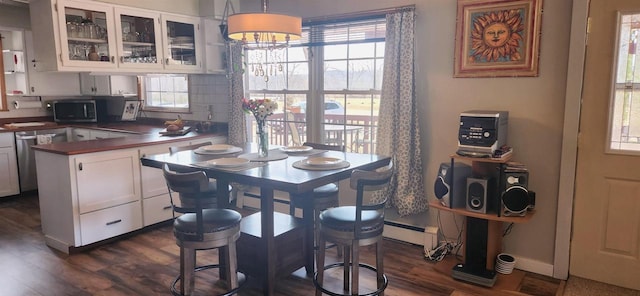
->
xmin=161 ymin=14 xmax=202 ymax=72
xmin=114 ymin=8 xmax=163 ymax=70
xmin=29 ymin=0 xmax=209 ymax=74
xmin=57 ymin=0 xmax=117 ymax=69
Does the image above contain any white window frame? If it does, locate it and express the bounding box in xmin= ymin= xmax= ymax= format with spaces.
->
xmin=245 ymin=16 xmax=385 ymax=154
xmin=141 ymin=74 xmax=190 ymax=113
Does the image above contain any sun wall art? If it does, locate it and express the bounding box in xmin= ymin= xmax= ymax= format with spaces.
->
xmin=454 ymin=0 xmax=543 ymax=78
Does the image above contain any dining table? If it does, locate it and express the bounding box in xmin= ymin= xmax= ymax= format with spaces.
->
xmin=140 ymin=143 xmax=391 ymax=295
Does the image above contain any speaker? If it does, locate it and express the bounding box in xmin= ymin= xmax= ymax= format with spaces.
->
xmin=466 ymin=177 xmax=494 ymax=214
xmin=434 ymin=162 xmax=472 ymax=208
xmin=501 ymin=171 xmax=530 ymax=216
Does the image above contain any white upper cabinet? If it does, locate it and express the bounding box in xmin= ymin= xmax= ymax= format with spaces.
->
xmin=114 ymin=7 xmax=163 ymax=71
xmin=161 ymin=14 xmax=203 ymax=73
xmin=25 ymin=30 xmax=81 ymax=95
xmin=57 ymin=0 xmax=119 ymax=69
xmin=29 ymin=0 xmax=208 ymax=74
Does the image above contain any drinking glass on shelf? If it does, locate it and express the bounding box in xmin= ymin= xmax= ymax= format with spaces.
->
xmin=67 ymin=22 xmax=78 ymax=38
xmin=77 ymin=23 xmax=86 ymax=38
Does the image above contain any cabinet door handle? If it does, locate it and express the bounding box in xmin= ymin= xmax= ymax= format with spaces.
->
xmin=120 ymin=56 xmax=124 ymax=63
xmin=31 ymin=86 xmax=35 ymax=92
xmin=111 ymin=56 xmax=115 ymax=63
xmin=106 ymin=219 xmax=122 ymax=226
xmin=78 ymin=162 xmax=83 ymax=170
xmin=166 ymin=58 xmax=170 ymax=65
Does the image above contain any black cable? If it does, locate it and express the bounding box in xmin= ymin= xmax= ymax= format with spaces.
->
xmin=503 ymin=222 xmax=514 ymax=236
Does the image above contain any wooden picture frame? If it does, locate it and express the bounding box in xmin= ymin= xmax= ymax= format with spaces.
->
xmin=454 ymin=0 xmax=543 ymax=78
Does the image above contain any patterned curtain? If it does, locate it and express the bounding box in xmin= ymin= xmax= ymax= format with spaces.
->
xmin=374 ymin=8 xmax=427 ymax=216
xmin=227 ymin=43 xmax=247 ymax=145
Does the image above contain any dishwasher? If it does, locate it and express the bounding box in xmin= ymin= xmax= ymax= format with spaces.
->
xmin=15 ymin=128 xmax=68 ymax=192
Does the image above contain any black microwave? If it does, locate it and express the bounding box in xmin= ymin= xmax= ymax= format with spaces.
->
xmin=53 ymin=100 xmax=108 ymax=123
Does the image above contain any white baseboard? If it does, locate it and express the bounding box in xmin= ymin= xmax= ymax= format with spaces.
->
xmin=381 ymin=222 xmax=555 ymax=277
xmin=382 ymin=223 xmax=424 ymax=245
xmin=514 ymin=257 xmax=554 ymax=277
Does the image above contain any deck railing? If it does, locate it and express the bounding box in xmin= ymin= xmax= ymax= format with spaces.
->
xmin=248 ymin=113 xmax=378 ymax=153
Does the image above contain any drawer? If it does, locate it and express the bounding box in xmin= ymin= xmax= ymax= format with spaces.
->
xmin=79 ymin=201 xmax=142 ymax=246
xmin=142 ymin=193 xmax=175 ymax=226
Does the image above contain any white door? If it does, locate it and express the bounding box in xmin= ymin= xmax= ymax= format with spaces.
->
xmin=570 ymin=0 xmax=640 ymax=290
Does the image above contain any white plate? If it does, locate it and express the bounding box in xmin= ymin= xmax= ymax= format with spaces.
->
xmin=304 ymin=157 xmax=343 ymax=167
xmin=202 ymin=144 xmax=235 ymax=152
xmin=194 ymin=146 xmax=243 ymax=155
xmin=280 ymin=145 xmax=313 ymax=153
xmin=204 ymin=157 xmax=249 ymax=168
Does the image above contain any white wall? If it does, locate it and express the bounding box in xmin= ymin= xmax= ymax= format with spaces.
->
xmin=0 ymin=4 xmax=30 ymax=29
xmin=269 ymin=0 xmax=574 ymax=274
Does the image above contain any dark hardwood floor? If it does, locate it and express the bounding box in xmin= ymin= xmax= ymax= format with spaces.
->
xmin=0 ymin=193 xmax=561 ymax=296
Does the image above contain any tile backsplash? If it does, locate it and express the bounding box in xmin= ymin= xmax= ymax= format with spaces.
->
xmin=137 ymin=73 xmax=231 ymax=123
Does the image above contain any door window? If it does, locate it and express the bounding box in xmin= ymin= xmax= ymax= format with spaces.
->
xmin=609 ymin=12 xmax=640 ymax=153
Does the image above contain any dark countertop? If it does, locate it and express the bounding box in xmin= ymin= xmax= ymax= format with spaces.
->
xmin=32 ymin=131 xmax=224 ymax=155
xmin=3 ymin=121 xmax=226 ymax=156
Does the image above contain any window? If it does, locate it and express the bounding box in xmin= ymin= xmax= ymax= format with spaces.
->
xmin=245 ymin=17 xmax=385 ymax=153
xmin=609 ymin=13 xmax=640 ymax=153
xmin=142 ymin=74 xmax=189 ymax=112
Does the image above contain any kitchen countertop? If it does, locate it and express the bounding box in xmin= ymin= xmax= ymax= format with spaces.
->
xmin=32 ymin=131 xmax=221 ymax=155
xmin=2 ymin=121 xmax=225 ymax=155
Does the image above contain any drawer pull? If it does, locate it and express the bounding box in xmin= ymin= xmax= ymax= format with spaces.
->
xmin=106 ymin=219 xmax=122 ymax=226
xmin=163 ymin=206 xmax=172 ymax=210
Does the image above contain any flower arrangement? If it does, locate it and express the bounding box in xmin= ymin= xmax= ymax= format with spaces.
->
xmin=242 ymin=98 xmax=278 ymax=122
xmin=242 ymin=98 xmax=278 ymax=157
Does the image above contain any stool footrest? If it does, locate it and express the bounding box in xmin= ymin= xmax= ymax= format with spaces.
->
xmin=313 ymin=262 xmax=388 ymax=296
xmin=170 ymin=264 xmax=246 ymax=296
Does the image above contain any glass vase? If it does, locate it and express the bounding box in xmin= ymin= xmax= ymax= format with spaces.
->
xmin=257 ymin=122 xmax=269 ymax=158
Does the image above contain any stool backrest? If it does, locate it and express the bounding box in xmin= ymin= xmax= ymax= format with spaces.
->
xmin=303 ymin=142 xmax=345 ymax=152
xmin=350 ymin=160 xmax=393 ymax=238
xmin=169 ymin=141 xmax=213 ymax=154
xmin=163 ymin=164 xmax=210 ymax=214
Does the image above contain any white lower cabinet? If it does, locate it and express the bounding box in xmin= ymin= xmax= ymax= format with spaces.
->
xmin=139 ymin=142 xmax=177 ymax=226
xmin=35 ymin=136 xmax=228 ymax=253
xmin=0 ymin=133 xmax=19 ymax=197
xmin=142 ymin=193 xmax=174 ymax=226
xmin=75 ymin=150 xmax=141 ymax=213
xmin=35 ymin=147 xmax=142 ymax=253
xmin=80 ymin=200 xmax=142 ymax=245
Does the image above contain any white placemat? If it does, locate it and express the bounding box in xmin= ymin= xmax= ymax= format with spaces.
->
xmin=194 ymin=146 xmax=243 ymax=155
xmin=192 ymin=161 xmax=267 ymax=172
xmin=238 ymin=150 xmax=289 ymax=162
xmin=292 ymin=159 xmax=350 ymax=171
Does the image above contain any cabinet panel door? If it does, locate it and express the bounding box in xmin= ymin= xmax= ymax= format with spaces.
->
xmin=139 ymin=142 xmax=186 ymax=198
xmin=57 ymin=0 xmax=118 ymax=69
xmin=0 ymin=147 xmax=20 ymax=197
xmin=161 ymin=14 xmax=202 ymax=73
xmin=114 ymin=7 xmax=163 ymax=70
xmin=75 ymin=150 xmax=141 ymax=213
xmin=203 ymin=18 xmax=226 ymax=74
xmin=142 ymin=193 xmax=173 ymax=226
xmin=24 ymin=31 xmax=81 ymax=96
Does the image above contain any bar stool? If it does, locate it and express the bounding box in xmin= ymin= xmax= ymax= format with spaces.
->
xmin=289 ymin=142 xmax=345 ymax=257
xmin=163 ymin=164 xmax=243 ymax=296
xmin=169 ymin=142 xmax=234 ymax=208
xmin=314 ymin=160 xmax=394 ymax=296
